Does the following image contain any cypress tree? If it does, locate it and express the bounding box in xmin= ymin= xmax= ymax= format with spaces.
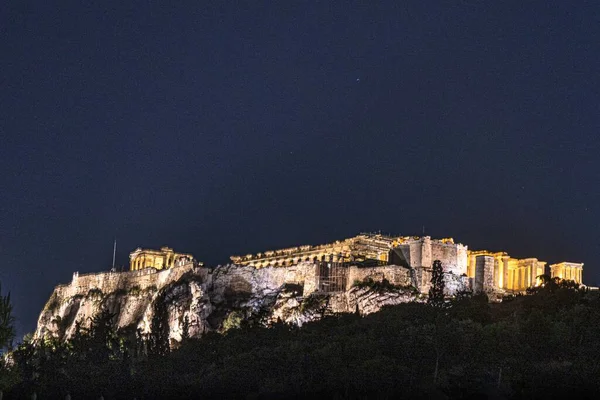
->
xmin=148 ymin=292 xmax=170 ymax=356
xmin=428 ymin=260 xmax=445 ymax=308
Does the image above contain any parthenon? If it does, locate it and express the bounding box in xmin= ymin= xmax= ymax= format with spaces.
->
xmin=229 ymin=234 xmax=410 ymax=268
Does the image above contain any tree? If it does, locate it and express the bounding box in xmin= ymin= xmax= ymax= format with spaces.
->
xmin=428 ymin=260 xmax=445 ymax=308
xmin=88 ymin=307 xmax=118 ymax=361
xmin=181 ymin=315 xmax=190 ymax=343
xmin=0 ymin=284 xmax=15 ymax=352
xmin=148 ymin=292 xmax=170 ymax=356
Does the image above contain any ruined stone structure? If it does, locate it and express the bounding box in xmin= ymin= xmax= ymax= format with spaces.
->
xmin=230 ymin=233 xmax=404 ymax=267
xmin=35 ymin=233 xmax=587 ymax=344
xmin=390 ymin=236 xmax=468 ymax=293
xmin=231 ymin=234 xmax=584 ymax=294
xmin=550 ymin=262 xmax=584 ymax=284
xmin=231 ymin=234 xmax=469 ymax=295
xmin=473 ymin=256 xmax=495 ymax=294
xmin=129 ymin=247 xmax=200 ymax=271
xmin=466 ymin=250 xmax=547 ymax=291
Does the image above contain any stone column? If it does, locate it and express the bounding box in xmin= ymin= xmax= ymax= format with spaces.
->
xmin=502 ymin=257 xmax=510 ymax=289
xmin=518 ymin=268 xmax=523 ymax=290
xmin=495 ymin=258 xmax=503 ymax=289
xmin=468 ymin=255 xmax=476 ymax=277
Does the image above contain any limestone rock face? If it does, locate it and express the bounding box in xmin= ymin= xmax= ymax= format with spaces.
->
xmin=443 ymin=272 xmax=471 ymax=296
xmin=35 ymin=263 xmax=420 ymax=344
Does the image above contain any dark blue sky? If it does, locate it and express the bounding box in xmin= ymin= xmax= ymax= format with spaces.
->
xmin=2 ymin=1 xmax=599 ymax=336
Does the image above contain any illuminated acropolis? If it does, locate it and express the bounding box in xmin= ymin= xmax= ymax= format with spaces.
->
xmin=37 ymin=233 xmax=588 ymax=342
xmin=129 ymin=233 xmax=584 ymax=295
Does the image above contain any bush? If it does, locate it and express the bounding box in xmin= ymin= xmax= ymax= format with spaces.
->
xmin=222 ymin=310 xmax=244 ymax=331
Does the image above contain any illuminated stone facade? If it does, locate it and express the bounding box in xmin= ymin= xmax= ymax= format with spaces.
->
xmin=233 ymin=234 xmax=584 ymax=294
xmin=550 ymin=262 xmax=584 ymax=284
xmin=230 ymin=234 xmax=409 ymax=268
xmin=129 ymin=247 xmax=200 ymax=271
xmin=390 ymin=236 xmax=468 ymax=293
xmin=232 ymin=234 xmax=469 ymax=294
xmin=127 ymin=236 xmax=583 ymax=295
xmin=466 ymin=250 xmax=547 ymax=291
xmin=36 ymin=234 xmax=589 ymax=342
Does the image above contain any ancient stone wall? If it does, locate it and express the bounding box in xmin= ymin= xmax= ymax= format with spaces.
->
xmin=431 ymin=242 xmax=467 ymax=275
xmin=346 ymin=265 xmax=412 ymax=288
xmin=444 ymin=272 xmax=470 ymax=296
xmin=64 ymin=263 xmax=200 ymax=298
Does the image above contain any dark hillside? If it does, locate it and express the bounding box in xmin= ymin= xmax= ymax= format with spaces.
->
xmin=3 ymin=283 xmax=600 ymax=399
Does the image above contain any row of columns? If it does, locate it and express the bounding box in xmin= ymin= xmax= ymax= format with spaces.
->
xmin=550 ymin=264 xmax=583 ymax=284
xmin=468 ymin=254 xmax=511 ymax=289
xmin=469 ymin=254 xmax=547 ymax=291
xmin=250 ymin=252 xmax=349 ymax=268
xmin=130 ymin=255 xmax=176 ymax=271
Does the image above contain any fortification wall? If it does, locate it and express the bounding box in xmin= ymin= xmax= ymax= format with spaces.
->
xmin=63 ymin=263 xmax=202 ymax=297
xmin=431 ymin=243 xmax=468 ymax=275
xmin=347 ymin=265 xmax=412 ymax=287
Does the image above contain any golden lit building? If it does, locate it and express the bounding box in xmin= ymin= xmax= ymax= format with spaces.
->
xmin=467 ymin=251 xmax=509 ymax=289
xmin=129 ymin=247 xmax=200 ymax=271
xmin=234 ymin=234 xmax=584 ymax=294
xmin=466 ymin=250 xmax=546 ymax=291
xmin=230 ymin=234 xmax=409 ymax=268
xmin=550 ymin=262 xmax=584 ymax=284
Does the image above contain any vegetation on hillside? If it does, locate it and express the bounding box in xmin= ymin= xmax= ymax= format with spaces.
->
xmin=1 ymin=277 xmax=598 ymax=399
xmin=0 ymin=284 xmax=15 ymax=353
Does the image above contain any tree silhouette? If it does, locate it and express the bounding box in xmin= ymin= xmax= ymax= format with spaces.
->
xmin=428 ymin=260 xmax=445 ymax=308
xmin=181 ymin=315 xmax=190 ymax=343
xmin=0 ymin=283 xmax=15 ymax=352
xmin=148 ymin=292 xmax=170 ymax=356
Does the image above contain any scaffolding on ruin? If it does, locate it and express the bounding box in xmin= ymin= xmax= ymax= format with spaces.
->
xmin=317 ymin=258 xmax=348 ymax=293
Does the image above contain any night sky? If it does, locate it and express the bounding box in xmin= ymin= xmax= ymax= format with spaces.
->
xmin=2 ymin=1 xmax=599 ymax=337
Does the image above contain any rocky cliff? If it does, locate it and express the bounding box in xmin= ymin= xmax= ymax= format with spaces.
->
xmin=35 ymin=262 xmax=424 ymax=343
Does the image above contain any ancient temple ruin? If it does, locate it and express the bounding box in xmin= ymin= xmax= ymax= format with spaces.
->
xmin=129 ymin=247 xmax=200 ymax=271
xmin=229 ymin=233 xmax=585 ymax=295
xmin=550 ymin=262 xmax=584 ymax=284
xmin=126 ymin=233 xmax=584 ymax=297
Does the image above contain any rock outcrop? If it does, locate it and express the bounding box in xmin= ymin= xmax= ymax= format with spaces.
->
xmin=35 ymin=263 xmax=421 ymax=344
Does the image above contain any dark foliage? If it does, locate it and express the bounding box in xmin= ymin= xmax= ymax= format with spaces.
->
xmin=428 ymin=259 xmax=445 ymax=308
xmin=3 ymin=282 xmax=600 ymax=399
xmin=148 ymin=290 xmax=170 ymax=357
xmin=0 ymin=284 xmax=15 ymax=351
